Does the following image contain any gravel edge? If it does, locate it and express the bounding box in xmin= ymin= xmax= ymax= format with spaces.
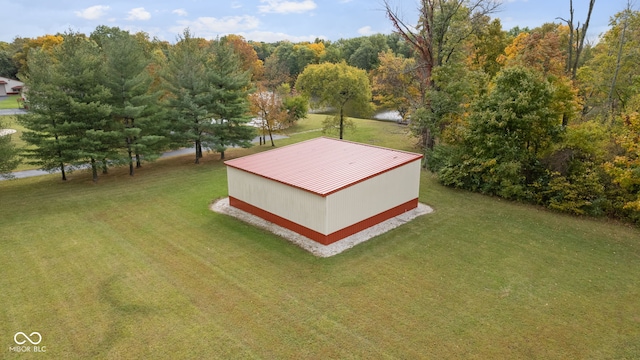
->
xmin=210 ymin=197 xmax=434 ymax=257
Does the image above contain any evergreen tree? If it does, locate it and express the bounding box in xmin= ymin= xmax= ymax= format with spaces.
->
xmin=207 ymin=40 xmax=254 ymax=159
xmin=0 ymin=120 xmax=20 ymax=178
xmin=164 ymin=31 xmax=253 ymax=163
xmin=20 ymin=32 xmax=114 ymax=182
xmin=94 ymin=26 xmax=167 ymax=176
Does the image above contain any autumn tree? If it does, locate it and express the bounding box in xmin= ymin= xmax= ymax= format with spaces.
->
xmin=467 ymin=18 xmax=508 ymax=78
xmin=500 ymin=23 xmax=579 ymax=126
xmin=579 ymin=6 xmax=640 ymax=121
xmin=222 ymin=34 xmax=264 ymax=82
xmin=604 ymin=96 xmax=640 ymax=221
xmin=385 ymin=0 xmax=501 ymax=149
xmin=371 ymin=50 xmax=421 ymax=122
xmin=295 ymin=61 xmax=372 ymax=139
xmin=249 ymin=86 xmax=288 ymax=146
xmin=12 ymin=34 xmax=63 ymax=78
xmin=430 ymin=67 xmax=561 ymax=198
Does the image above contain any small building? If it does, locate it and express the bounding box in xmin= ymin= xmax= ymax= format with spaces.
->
xmin=224 ymin=137 xmax=423 ymax=246
xmin=0 ymin=77 xmax=24 ymax=96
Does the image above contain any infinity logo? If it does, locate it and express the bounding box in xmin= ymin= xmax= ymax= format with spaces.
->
xmin=14 ymin=332 xmax=42 ymax=345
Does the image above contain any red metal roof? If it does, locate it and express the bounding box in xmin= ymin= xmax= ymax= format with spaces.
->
xmin=225 ymin=137 xmax=422 ymax=196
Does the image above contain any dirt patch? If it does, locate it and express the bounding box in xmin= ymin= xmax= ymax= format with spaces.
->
xmin=210 ymin=197 xmax=433 ymax=257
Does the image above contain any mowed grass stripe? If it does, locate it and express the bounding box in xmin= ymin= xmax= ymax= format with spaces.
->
xmin=1 ymin=116 xmax=640 ymax=358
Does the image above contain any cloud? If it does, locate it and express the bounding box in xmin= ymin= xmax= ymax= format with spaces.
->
xmin=357 ymin=26 xmax=375 ymax=36
xmin=231 ymin=2 xmax=243 ymax=8
xmin=74 ymin=5 xmax=110 ymax=20
xmin=126 ymin=7 xmax=151 ymax=21
xmin=171 ymin=15 xmax=260 ymax=38
xmin=258 ymin=0 xmax=317 ymax=14
xmin=172 ymin=8 xmax=188 ymax=17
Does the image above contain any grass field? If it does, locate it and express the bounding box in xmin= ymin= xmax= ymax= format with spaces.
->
xmin=1 ymin=115 xmax=639 ymax=359
xmin=0 ymin=115 xmax=35 ymax=172
xmin=0 ymin=95 xmax=21 ymax=109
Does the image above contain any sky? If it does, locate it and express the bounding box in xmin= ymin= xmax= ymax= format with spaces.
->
xmin=0 ymin=0 xmax=626 ymax=44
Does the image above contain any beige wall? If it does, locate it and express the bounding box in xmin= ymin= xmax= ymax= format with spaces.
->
xmin=228 ymin=159 xmax=421 ymax=236
xmin=227 ymin=167 xmax=328 ymax=234
xmin=325 ymin=160 xmax=421 ymax=233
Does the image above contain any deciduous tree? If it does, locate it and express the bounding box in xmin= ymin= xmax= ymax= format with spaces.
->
xmin=295 ymin=61 xmax=372 ymax=139
xmin=250 ymin=86 xmax=287 ymax=146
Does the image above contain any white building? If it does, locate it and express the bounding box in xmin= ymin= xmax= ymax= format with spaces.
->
xmin=0 ymin=77 xmax=23 ymax=97
xmin=224 ymin=137 xmax=422 ymax=245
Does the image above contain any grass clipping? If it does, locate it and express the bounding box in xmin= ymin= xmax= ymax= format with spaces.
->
xmin=211 ymin=197 xmax=433 ymax=257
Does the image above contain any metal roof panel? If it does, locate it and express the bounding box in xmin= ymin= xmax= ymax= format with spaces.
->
xmin=225 ymin=137 xmax=423 ymax=196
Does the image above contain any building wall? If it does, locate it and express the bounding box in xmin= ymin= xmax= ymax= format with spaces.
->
xmin=0 ymin=77 xmax=23 ymax=95
xmin=325 ymin=159 xmax=421 ymax=234
xmin=227 ymin=167 xmax=328 ymax=234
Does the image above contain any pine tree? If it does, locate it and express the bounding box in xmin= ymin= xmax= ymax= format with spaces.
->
xmin=20 ymin=32 xmax=114 ymax=181
xmin=208 ymin=40 xmax=254 ymax=159
xmin=0 ymin=120 xmax=20 ymax=178
xmin=164 ymin=31 xmax=253 ymax=163
xmin=95 ymin=26 xmax=168 ymax=176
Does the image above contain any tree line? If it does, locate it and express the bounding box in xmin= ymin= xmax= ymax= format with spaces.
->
xmin=382 ymin=0 xmax=640 ymax=224
xmin=1 ymin=0 xmax=639 ymax=224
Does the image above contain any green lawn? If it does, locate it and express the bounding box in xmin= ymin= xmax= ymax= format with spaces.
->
xmin=0 ymin=94 xmax=21 ymax=109
xmin=0 ymin=115 xmax=36 ymax=172
xmin=1 ymin=116 xmax=639 ymax=359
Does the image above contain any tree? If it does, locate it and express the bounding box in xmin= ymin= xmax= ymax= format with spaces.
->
xmin=12 ymin=35 xmax=63 ymax=78
xmin=263 ymin=52 xmax=292 ymax=90
xmin=93 ymin=26 xmax=168 ymax=176
xmin=163 ymin=30 xmax=215 ymax=164
xmin=579 ymin=6 xmax=640 ymax=120
xmin=278 ymin=83 xmax=308 ymax=125
xmin=207 ymin=40 xmax=255 ymax=160
xmin=0 ymin=121 xmax=20 ymax=178
xmin=249 ymin=86 xmax=288 ymax=146
xmin=557 ymin=0 xmax=596 ymax=79
xmin=385 ymin=0 xmax=501 ymax=149
xmin=500 ymin=24 xmax=580 ymax=126
xmin=0 ymin=41 xmax=19 ymax=79
xmin=467 ymin=18 xmax=508 ymax=78
xmin=295 ymin=61 xmax=372 ymax=139
xmin=20 ymin=32 xmax=115 ymax=182
xmin=604 ymin=98 xmax=640 ymax=219
xmin=371 ymin=50 xmax=422 ymax=122
xmin=164 ymin=31 xmax=254 ymax=162
xmin=222 ymin=34 xmax=264 ymax=82
xmin=431 ymin=67 xmax=561 ymax=198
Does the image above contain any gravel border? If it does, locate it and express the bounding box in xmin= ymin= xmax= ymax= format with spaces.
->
xmin=210 ymin=197 xmax=434 ymax=257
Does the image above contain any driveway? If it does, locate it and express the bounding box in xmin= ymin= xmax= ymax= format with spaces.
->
xmin=0 ymin=109 xmax=27 ymax=116
xmin=2 ymin=133 xmax=290 ymax=181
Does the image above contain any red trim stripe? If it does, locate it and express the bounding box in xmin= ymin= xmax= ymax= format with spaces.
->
xmin=228 ymin=197 xmax=418 ymax=245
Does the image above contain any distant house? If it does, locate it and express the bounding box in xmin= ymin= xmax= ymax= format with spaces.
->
xmin=0 ymin=77 xmax=24 ymax=96
xmin=224 ymin=137 xmax=423 ymax=245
